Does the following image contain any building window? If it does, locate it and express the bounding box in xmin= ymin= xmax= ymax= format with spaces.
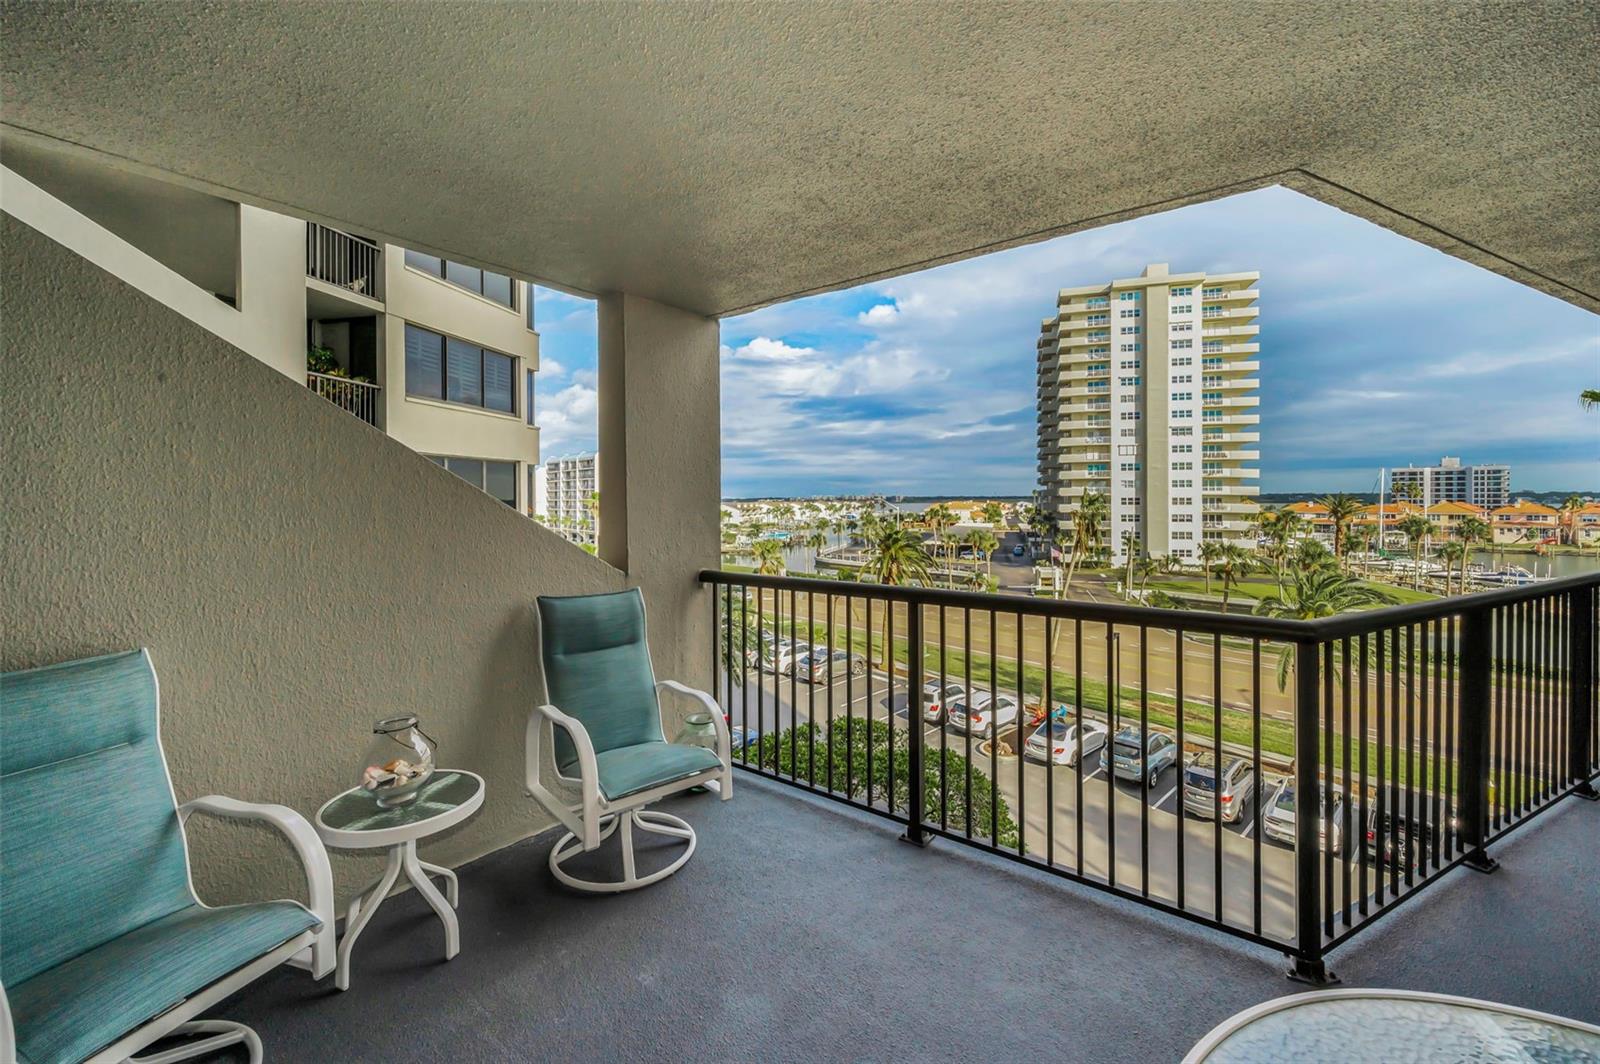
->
xmin=1119 ymin=342 xmax=1142 ymax=352
xmin=1172 ymin=374 xmax=1192 ymax=384
xmin=1173 ymin=426 xmax=1193 ymax=436
xmin=427 ymin=455 xmax=519 ymax=508
xmin=1171 ymin=286 xmax=1193 ymax=297
xmin=1173 ymin=392 xmax=1193 ymax=401
xmin=405 ymin=249 xmax=517 ymax=309
xmin=525 ymin=368 xmax=536 ymax=427
xmin=1119 ymin=376 xmax=1141 ymax=386
xmin=1172 ymin=322 xmax=1193 ymax=333
xmin=1118 ymin=445 xmax=1139 ymax=456
xmin=1119 ymin=359 xmax=1141 ymax=369
xmin=1172 ymin=339 xmax=1193 ymax=349
xmin=1173 ymin=531 xmax=1195 ymax=541
xmin=1119 ymin=308 xmax=1142 ymax=319
xmin=1118 ymin=291 xmax=1141 ymax=301
xmin=1174 ymin=461 xmax=1193 ymax=470
xmin=406 ymin=324 xmax=516 ymax=414
xmin=1172 ymin=304 xmax=1192 ymax=314
xmin=1120 ymin=325 xmax=1142 ymax=335
xmin=1173 ymin=409 xmax=1193 ymax=419
xmin=1173 ymin=356 xmax=1193 ymax=367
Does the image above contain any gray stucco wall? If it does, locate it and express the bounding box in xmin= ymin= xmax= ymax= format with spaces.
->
xmin=0 ymin=213 xmax=717 ymax=906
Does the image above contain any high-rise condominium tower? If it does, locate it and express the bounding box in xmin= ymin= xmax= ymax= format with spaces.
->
xmin=1036 ymin=263 xmax=1261 ymax=565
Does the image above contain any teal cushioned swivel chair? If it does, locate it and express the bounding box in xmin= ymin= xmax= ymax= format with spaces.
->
xmin=0 ymin=650 xmax=335 ymax=1064
xmin=527 ymin=589 xmax=733 ymax=892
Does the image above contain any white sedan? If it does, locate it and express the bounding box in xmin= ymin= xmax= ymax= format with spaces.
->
xmin=1023 ymin=716 xmax=1109 ymax=767
xmin=946 ymin=691 xmax=1019 ymax=738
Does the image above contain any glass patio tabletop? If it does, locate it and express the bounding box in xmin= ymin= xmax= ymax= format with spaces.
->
xmin=319 ymin=770 xmax=482 ymax=834
xmin=1197 ymin=995 xmax=1600 ymax=1063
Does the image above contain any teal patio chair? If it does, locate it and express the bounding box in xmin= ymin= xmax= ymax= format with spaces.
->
xmin=0 ymin=650 xmax=335 ymax=1064
xmin=527 ymin=589 xmax=733 ymax=892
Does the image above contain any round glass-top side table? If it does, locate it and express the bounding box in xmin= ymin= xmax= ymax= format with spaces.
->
xmin=1184 ymin=989 xmax=1600 ymax=1063
xmin=314 ymin=770 xmax=484 ymax=990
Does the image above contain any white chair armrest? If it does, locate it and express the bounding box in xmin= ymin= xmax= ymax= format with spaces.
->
xmin=526 ymin=703 xmax=602 ymax=846
xmin=178 ymin=795 xmax=336 ymax=979
xmin=1 ymin=981 xmax=14 ymax=1064
xmin=656 ymin=680 xmax=733 ymax=770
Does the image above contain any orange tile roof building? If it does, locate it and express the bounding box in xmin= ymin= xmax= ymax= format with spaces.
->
xmin=1489 ymin=499 xmax=1561 ymax=544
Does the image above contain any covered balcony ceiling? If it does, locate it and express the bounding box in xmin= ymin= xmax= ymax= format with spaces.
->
xmin=2 ymin=3 xmax=1596 ymax=318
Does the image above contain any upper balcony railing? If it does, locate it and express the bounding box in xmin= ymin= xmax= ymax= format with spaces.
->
xmin=306 ymin=222 xmax=382 ymax=300
xmin=700 ymin=568 xmax=1598 ymax=984
xmin=306 ymin=371 xmax=380 ymax=427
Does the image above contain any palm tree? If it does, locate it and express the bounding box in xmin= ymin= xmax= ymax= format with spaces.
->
xmin=1397 ymin=513 xmax=1433 ymax=589
xmin=1121 ymin=529 xmax=1140 ymax=590
xmin=863 ymin=523 xmax=932 ymax=672
xmin=1318 ymin=493 xmax=1366 ymax=570
xmin=1214 ymin=543 xmax=1255 ymax=611
xmin=1254 ymin=504 xmax=1305 ymax=595
xmin=1197 ymin=540 xmax=1224 ymax=595
xmin=1437 ymin=540 xmax=1467 ymax=596
xmin=1560 ymin=494 xmax=1585 ymax=546
xmin=1255 ymin=567 xmax=1400 ymax=688
xmin=1062 ymin=492 xmax=1108 ymax=597
xmin=1133 ymin=555 xmax=1161 ymax=599
xmin=969 ymin=528 xmax=999 ymax=580
xmin=982 ymin=501 xmax=1005 ymax=527
xmin=924 ymin=503 xmax=956 ymax=579
xmin=751 ymin=537 xmax=786 ymax=575
xmin=1457 ymin=515 xmax=1491 ymax=584
xmin=1581 ymin=388 xmax=1600 ymax=410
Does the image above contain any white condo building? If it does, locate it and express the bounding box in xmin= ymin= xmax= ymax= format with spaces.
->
xmin=541 ymin=453 xmax=599 ymax=545
xmin=1037 ymin=263 xmax=1261 ymax=564
xmin=3 ymin=142 xmax=543 ymax=511
xmin=1391 ymin=457 xmax=1510 ymax=510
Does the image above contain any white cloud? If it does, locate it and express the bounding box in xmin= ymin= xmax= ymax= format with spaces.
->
xmin=858 ymin=302 xmax=902 ymax=325
xmin=536 ymin=381 xmax=599 ymax=455
xmin=731 ymin=336 xmax=817 ymax=362
xmin=540 ymin=356 xmax=566 ymax=380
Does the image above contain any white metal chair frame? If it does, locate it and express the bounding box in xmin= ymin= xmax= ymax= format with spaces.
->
xmin=526 ymin=600 xmax=733 ymax=893
xmin=0 ymin=653 xmax=335 ymax=1064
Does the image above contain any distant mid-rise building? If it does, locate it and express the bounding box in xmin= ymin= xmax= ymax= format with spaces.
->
xmin=1036 ymin=263 xmax=1261 ymax=564
xmin=1391 ymin=457 xmax=1510 ymax=510
xmin=541 ymin=452 xmax=599 ymax=545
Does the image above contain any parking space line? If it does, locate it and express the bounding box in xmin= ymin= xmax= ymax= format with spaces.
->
xmin=1154 ymin=784 xmax=1177 ymax=809
xmin=1083 ymin=766 xmax=1104 ymax=781
xmin=1238 ymin=820 xmax=1256 ymax=838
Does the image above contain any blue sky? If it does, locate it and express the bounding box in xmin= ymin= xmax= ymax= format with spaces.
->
xmin=537 ymin=186 xmax=1598 ymax=497
xmin=530 ymin=285 xmax=599 ymax=459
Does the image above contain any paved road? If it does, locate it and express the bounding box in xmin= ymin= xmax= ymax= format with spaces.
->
xmin=713 ymin=661 xmax=1393 ymax=946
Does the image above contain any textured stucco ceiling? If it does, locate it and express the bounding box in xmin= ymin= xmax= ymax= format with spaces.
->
xmin=3 ymin=2 xmax=1597 ymax=316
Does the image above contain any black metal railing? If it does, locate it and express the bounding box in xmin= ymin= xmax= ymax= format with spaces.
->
xmin=700 ymin=569 xmax=1598 ymax=983
xmin=306 ymin=222 xmax=381 ymax=298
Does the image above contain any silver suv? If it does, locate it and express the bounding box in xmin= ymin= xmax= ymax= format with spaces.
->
xmin=1182 ymin=753 xmax=1256 ymax=823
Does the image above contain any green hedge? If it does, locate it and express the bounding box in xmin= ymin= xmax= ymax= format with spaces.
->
xmin=739 ymin=718 xmax=1022 ymax=851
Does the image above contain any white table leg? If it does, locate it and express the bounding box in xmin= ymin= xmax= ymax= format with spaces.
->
xmin=402 ymin=840 xmax=460 ymax=961
xmin=417 ymin=858 xmax=458 ymax=907
xmin=336 ymin=844 xmax=404 ymax=991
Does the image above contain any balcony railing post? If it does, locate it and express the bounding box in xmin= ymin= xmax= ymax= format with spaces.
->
xmin=1288 ymin=637 xmax=1336 ymax=985
xmin=901 ymin=601 xmax=929 ymax=847
xmin=1569 ymin=584 xmax=1598 ymax=800
xmin=1458 ymin=606 xmax=1500 ymax=871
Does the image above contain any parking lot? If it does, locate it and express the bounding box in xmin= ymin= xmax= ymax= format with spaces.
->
xmin=714 ymin=655 xmax=1354 ymax=943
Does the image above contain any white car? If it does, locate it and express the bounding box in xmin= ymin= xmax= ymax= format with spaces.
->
xmin=775 ymin=640 xmax=818 ymax=674
xmin=1263 ymin=780 xmax=1344 ymax=854
xmin=1024 ymin=716 xmax=1108 ymax=766
xmin=921 ymin=681 xmax=965 ymax=725
xmin=946 ymin=691 xmax=1019 ymax=737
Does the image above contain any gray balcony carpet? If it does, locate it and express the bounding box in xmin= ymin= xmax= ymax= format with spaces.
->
xmin=198 ymin=775 xmax=1598 ymax=1063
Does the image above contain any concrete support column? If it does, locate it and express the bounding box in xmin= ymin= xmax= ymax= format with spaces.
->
xmin=597 ymin=292 xmax=721 ymax=689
